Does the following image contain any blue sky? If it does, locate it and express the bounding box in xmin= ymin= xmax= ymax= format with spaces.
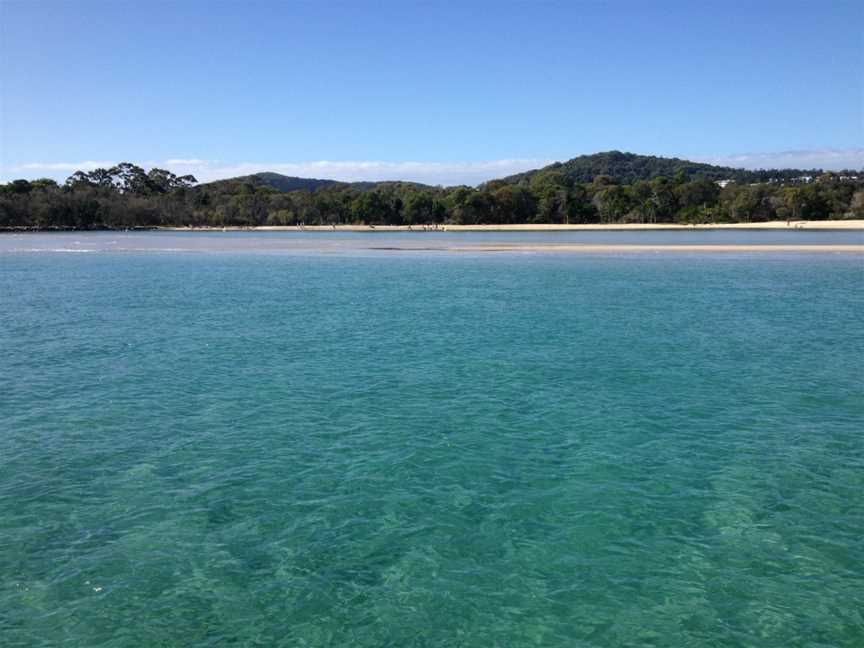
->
xmin=1 ymin=0 xmax=862 ymax=184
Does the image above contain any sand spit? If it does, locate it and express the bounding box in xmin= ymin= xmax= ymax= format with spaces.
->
xmin=161 ymin=220 xmax=864 ymax=233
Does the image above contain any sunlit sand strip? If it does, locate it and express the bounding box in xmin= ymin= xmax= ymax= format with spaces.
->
xmin=440 ymin=221 xmax=864 ymax=231
xmin=378 ymin=244 xmax=864 ymax=253
xmin=160 ymin=220 xmax=864 ymax=232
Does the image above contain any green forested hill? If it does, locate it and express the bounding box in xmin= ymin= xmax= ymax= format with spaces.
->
xmin=499 ymin=151 xmax=819 ymax=185
xmin=195 ymin=153 xmax=830 ymax=196
xmin=211 ymin=173 xmax=343 ymax=193
xmin=204 ymin=173 xmax=431 ymax=194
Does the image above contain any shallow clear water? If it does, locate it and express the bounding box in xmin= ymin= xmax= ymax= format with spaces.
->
xmin=1 ymin=227 xmax=862 ymax=254
xmin=1 ymin=238 xmax=863 ymax=646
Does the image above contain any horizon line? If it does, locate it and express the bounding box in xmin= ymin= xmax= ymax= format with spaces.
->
xmin=2 ymin=148 xmax=862 ymax=186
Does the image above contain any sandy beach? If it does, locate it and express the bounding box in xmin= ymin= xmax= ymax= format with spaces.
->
xmin=440 ymin=221 xmax=864 ymax=231
xmin=162 ymin=220 xmax=864 ymax=233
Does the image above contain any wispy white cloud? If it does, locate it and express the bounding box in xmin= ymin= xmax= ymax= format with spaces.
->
xmin=163 ymin=158 xmax=210 ymax=166
xmin=160 ymin=159 xmax=555 ymax=186
xmin=1 ymin=158 xmax=554 ymax=186
xmin=691 ymin=148 xmax=864 ymax=171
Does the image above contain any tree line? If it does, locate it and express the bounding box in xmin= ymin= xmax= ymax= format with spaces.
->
xmin=1 ymin=161 xmax=862 ymax=229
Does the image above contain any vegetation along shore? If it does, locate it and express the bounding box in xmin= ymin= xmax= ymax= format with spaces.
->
xmin=2 ymin=152 xmax=862 ymax=231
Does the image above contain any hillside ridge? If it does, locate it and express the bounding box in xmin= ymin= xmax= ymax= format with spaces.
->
xmin=206 ymin=151 xmax=831 ymax=192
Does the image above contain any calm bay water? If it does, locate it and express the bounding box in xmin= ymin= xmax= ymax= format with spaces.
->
xmin=2 ymin=233 xmax=863 ymax=646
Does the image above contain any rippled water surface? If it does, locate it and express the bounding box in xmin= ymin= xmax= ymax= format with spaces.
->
xmin=1 ymin=241 xmax=863 ymax=646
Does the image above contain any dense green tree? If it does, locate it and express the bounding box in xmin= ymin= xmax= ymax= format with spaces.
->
xmin=489 ymin=185 xmax=536 ymax=224
xmin=404 ymin=192 xmax=437 ymax=224
xmin=786 ymin=185 xmax=830 ymax=221
xmin=850 ymin=190 xmax=864 ymax=218
xmin=351 ymin=190 xmax=392 ymax=224
xmin=592 ymin=185 xmax=630 ymax=224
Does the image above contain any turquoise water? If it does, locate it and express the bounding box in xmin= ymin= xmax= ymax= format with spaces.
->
xmin=2 ymin=237 xmax=863 ymax=646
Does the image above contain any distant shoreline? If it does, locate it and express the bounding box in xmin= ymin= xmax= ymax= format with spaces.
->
xmin=2 ymin=220 xmax=863 ymax=233
xmin=160 ymin=220 xmax=864 ymax=232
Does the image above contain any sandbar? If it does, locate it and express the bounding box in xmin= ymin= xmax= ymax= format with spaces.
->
xmin=162 ymin=220 xmax=864 ymax=232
